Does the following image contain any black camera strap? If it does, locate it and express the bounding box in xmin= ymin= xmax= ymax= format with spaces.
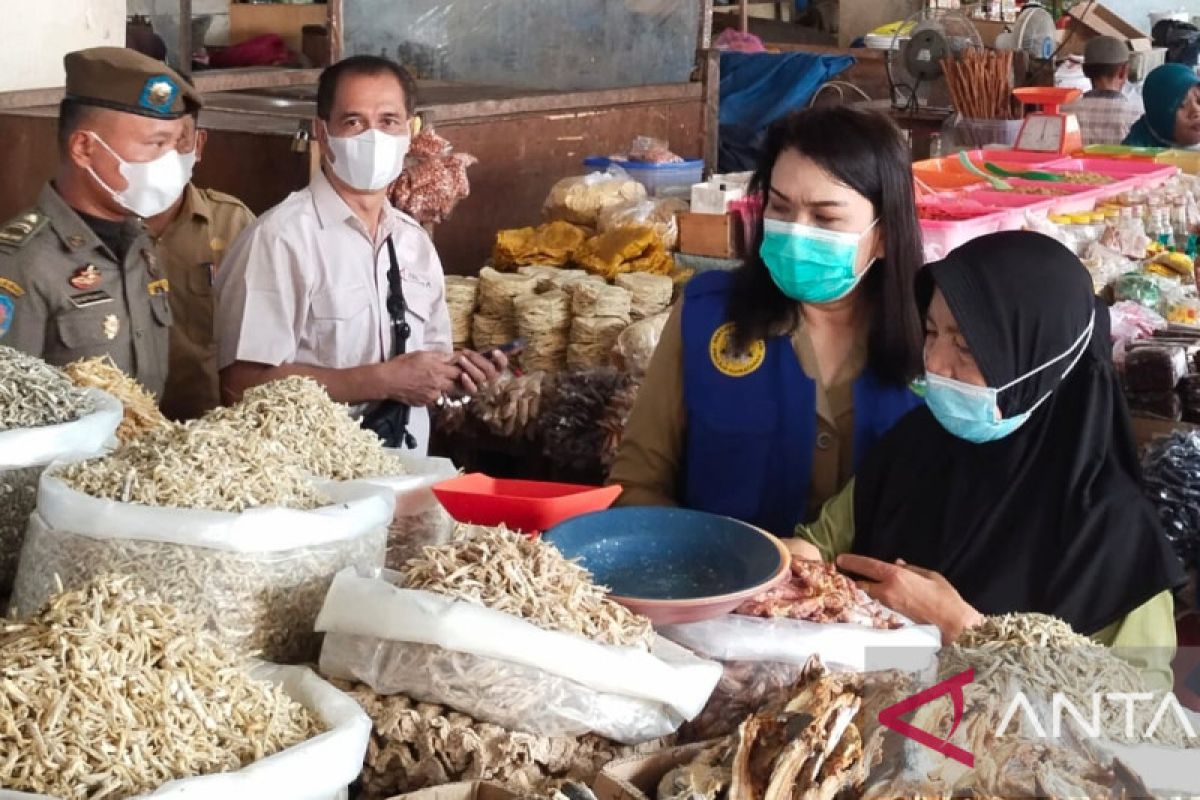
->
xmin=362 ymin=235 xmax=417 ymax=450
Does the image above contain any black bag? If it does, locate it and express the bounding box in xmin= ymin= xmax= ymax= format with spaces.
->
xmin=1153 ymin=19 xmax=1200 ymax=67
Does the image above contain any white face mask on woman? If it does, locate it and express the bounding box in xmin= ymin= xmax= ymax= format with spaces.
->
xmin=86 ymin=132 xmax=194 ymax=218
xmin=323 ymin=127 xmax=411 ymax=191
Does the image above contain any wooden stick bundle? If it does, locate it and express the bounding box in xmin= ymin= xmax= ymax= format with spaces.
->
xmin=942 ymin=49 xmax=1019 ymax=120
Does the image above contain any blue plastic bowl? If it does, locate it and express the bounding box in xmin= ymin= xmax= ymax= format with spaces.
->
xmin=542 ymin=507 xmax=790 ymax=625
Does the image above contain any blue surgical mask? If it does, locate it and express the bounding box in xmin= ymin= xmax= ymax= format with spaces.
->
xmin=759 ymin=218 xmax=878 ymax=304
xmin=924 ymin=311 xmax=1095 ymax=443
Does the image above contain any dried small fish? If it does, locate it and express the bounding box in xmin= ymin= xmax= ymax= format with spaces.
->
xmin=13 ymin=525 xmax=385 ymax=663
xmin=0 ymin=576 xmax=321 ymax=799
xmin=0 ymin=345 xmax=94 ymax=431
xmin=62 ymin=355 xmax=171 ymax=442
xmin=400 ymin=524 xmax=653 ymax=649
xmin=59 ymin=376 xmax=407 ymax=513
xmin=336 ymin=680 xmax=668 ymax=800
xmin=0 ymin=466 xmax=40 ymax=603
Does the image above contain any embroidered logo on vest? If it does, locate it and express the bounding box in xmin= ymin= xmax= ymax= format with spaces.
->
xmin=709 ymin=322 xmax=765 ymax=378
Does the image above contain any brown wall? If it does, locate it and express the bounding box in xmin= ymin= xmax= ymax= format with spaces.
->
xmin=0 ymin=94 xmax=703 ymax=272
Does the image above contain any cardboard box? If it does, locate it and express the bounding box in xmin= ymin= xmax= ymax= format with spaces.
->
xmin=593 ymin=743 xmax=715 ymax=800
xmin=1063 ymin=3 xmax=1151 ymax=59
xmin=388 ymin=782 xmax=521 ymax=800
xmin=678 ymin=212 xmax=742 ymax=259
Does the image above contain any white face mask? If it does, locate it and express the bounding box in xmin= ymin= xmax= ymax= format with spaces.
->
xmin=86 ymin=132 xmax=194 ymax=218
xmin=324 ymin=127 xmax=411 ymax=192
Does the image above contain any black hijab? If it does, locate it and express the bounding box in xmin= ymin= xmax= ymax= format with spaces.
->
xmin=852 ymin=231 xmax=1185 ymax=635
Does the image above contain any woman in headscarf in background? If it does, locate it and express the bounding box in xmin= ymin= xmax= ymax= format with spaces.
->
xmin=1123 ymin=62 xmax=1200 ymax=149
xmin=794 ymin=231 xmax=1185 ymax=689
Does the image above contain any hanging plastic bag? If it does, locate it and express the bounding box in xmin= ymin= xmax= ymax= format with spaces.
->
xmin=315 ymin=569 xmax=722 ymax=744
xmin=13 ymin=474 xmax=392 ymax=664
xmin=0 ymin=388 xmax=122 ymax=605
xmin=0 ymin=663 xmax=371 ymax=800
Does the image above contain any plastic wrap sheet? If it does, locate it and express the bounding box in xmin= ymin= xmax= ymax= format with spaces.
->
xmin=12 ymin=475 xmax=392 ymax=663
xmin=357 ymin=453 xmax=459 ymax=570
xmin=0 ymin=663 xmax=371 ymax=800
xmin=315 ymin=569 xmax=721 ymax=744
xmin=343 ymin=0 xmax=702 ymax=91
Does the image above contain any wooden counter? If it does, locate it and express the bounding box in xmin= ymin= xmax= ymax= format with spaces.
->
xmin=0 ymin=80 xmax=704 ymax=273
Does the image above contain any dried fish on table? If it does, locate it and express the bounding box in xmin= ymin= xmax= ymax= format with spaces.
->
xmin=63 ymin=355 xmax=170 ymax=442
xmin=659 ymin=658 xmax=868 ymax=800
xmin=336 ymin=680 xmax=668 ymax=800
xmin=0 ymin=575 xmax=321 ymax=800
xmin=399 ymin=523 xmax=654 ymax=649
xmin=736 ymin=560 xmax=903 ymax=629
xmin=680 ymin=661 xmax=808 ymax=743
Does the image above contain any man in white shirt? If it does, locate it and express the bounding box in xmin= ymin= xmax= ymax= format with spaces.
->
xmin=216 ymin=56 xmax=500 ymax=454
xmin=1064 ymin=36 xmax=1144 ymax=147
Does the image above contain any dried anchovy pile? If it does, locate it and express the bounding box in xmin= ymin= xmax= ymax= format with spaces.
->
xmin=60 ymin=376 xmax=406 ymax=512
xmin=63 ymin=356 xmax=170 ymax=443
xmin=60 ymin=421 xmax=328 ymax=511
xmin=205 ymin=376 xmax=406 ymax=480
xmin=928 ymin=613 xmax=1192 ymax=748
xmin=335 ymin=680 xmax=667 ymax=800
xmin=0 ymin=345 xmax=94 ymax=431
xmin=13 ymin=526 xmax=385 ymax=663
xmin=400 ymin=524 xmax=654 ymax=649
xmin=0 ymin=576 xmax=321 ymax=799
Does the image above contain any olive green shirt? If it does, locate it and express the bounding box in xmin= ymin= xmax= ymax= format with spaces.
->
xmin=800 ymin=481 xmax=1179 ymax=691
xmin=609 ymin=299 xmax=866 ymax=522
xmin=0 ymin=184 xmax=172 ymax=395
xmin=154 ymin=184 xmax=254 ymax=420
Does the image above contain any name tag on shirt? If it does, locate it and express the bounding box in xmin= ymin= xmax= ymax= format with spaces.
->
xmin=69 ymin=290 xmax=114 ymax=309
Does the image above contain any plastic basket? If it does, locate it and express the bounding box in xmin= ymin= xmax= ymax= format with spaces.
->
xmin=613 ymin=159 xmax=705 ymax=196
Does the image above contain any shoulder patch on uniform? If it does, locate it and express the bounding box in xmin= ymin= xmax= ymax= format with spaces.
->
xmin=0 ymin=294 xmax=13 ymax=339
xmin=0 ymin=277 xmax=24 ymax=297
xmin=0 ymin=211 xmax=48 ymax=250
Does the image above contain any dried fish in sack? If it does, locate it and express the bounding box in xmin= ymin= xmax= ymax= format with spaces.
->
xmin=399 ymin=523 xmax=654 ymax=649
xmin=63 ymin=355 xmax=170 ymax=442
xmin=0 ymin=575 xmax=320 ymax=800
xmin=0 ymin=345 xmax=94 ymax=431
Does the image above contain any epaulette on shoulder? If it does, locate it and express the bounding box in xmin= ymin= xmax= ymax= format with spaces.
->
xmin=0 ymin=210 xmax=49 ymax=251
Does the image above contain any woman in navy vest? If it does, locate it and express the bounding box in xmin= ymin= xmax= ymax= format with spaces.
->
xmin=610 ymin=107 xmax=925 ymax=538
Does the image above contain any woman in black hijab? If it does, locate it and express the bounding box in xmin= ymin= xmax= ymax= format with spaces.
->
xmin=797 ymin=231 xmax=1185 ymax=686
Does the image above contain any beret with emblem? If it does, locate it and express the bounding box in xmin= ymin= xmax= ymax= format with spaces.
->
xmin=64 ymin=47 xmax=203 ymax=120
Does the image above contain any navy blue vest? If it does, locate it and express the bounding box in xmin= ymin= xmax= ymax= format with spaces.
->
xmin=681 ymin=271 xmax=921 ymax=536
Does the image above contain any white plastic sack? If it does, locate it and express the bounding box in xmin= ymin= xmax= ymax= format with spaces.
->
xmin=13 ymin=473 xmax=392 ymax=663
xmin=315 ymin=569 xmax=722 ymax=743
xmin=358 ymin=452 xmax=459 ymax=569
xmin=0 ymin=663 xmax=371 ymax=800
xmin=660 ymin=613 xmax=940 ymax=673
xmin=1092 ymin=738 xmax=1200 ymax=796
xmin=0 ymin=389 xmax=122 ymax=603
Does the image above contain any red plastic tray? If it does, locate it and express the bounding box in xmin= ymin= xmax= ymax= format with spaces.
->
xmin=431 ymin=473 xmax=622 ymax=534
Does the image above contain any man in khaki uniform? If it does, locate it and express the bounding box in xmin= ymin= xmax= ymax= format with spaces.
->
xmin=0 ymin=47 xmax=199 ymax=396
xmin=146 ymin=109 xmax=255 ymax=420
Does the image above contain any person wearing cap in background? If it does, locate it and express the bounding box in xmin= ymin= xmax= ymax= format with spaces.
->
xmin=145 ymin=104 xmax=255 ymax=420
xmin=1063 ymin=36 xmax=1144 ymax=147
xmin=1124 ymin=63 xmax=1200 ymax=150
xmin=216 ymin=55 xmax=504 ymax=455
xmin=0 ymin=47 xmax=198 ymax=397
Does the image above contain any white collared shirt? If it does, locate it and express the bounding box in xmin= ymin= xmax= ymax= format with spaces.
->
xmin=215 ymin=169 xmax=451 ymax=454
